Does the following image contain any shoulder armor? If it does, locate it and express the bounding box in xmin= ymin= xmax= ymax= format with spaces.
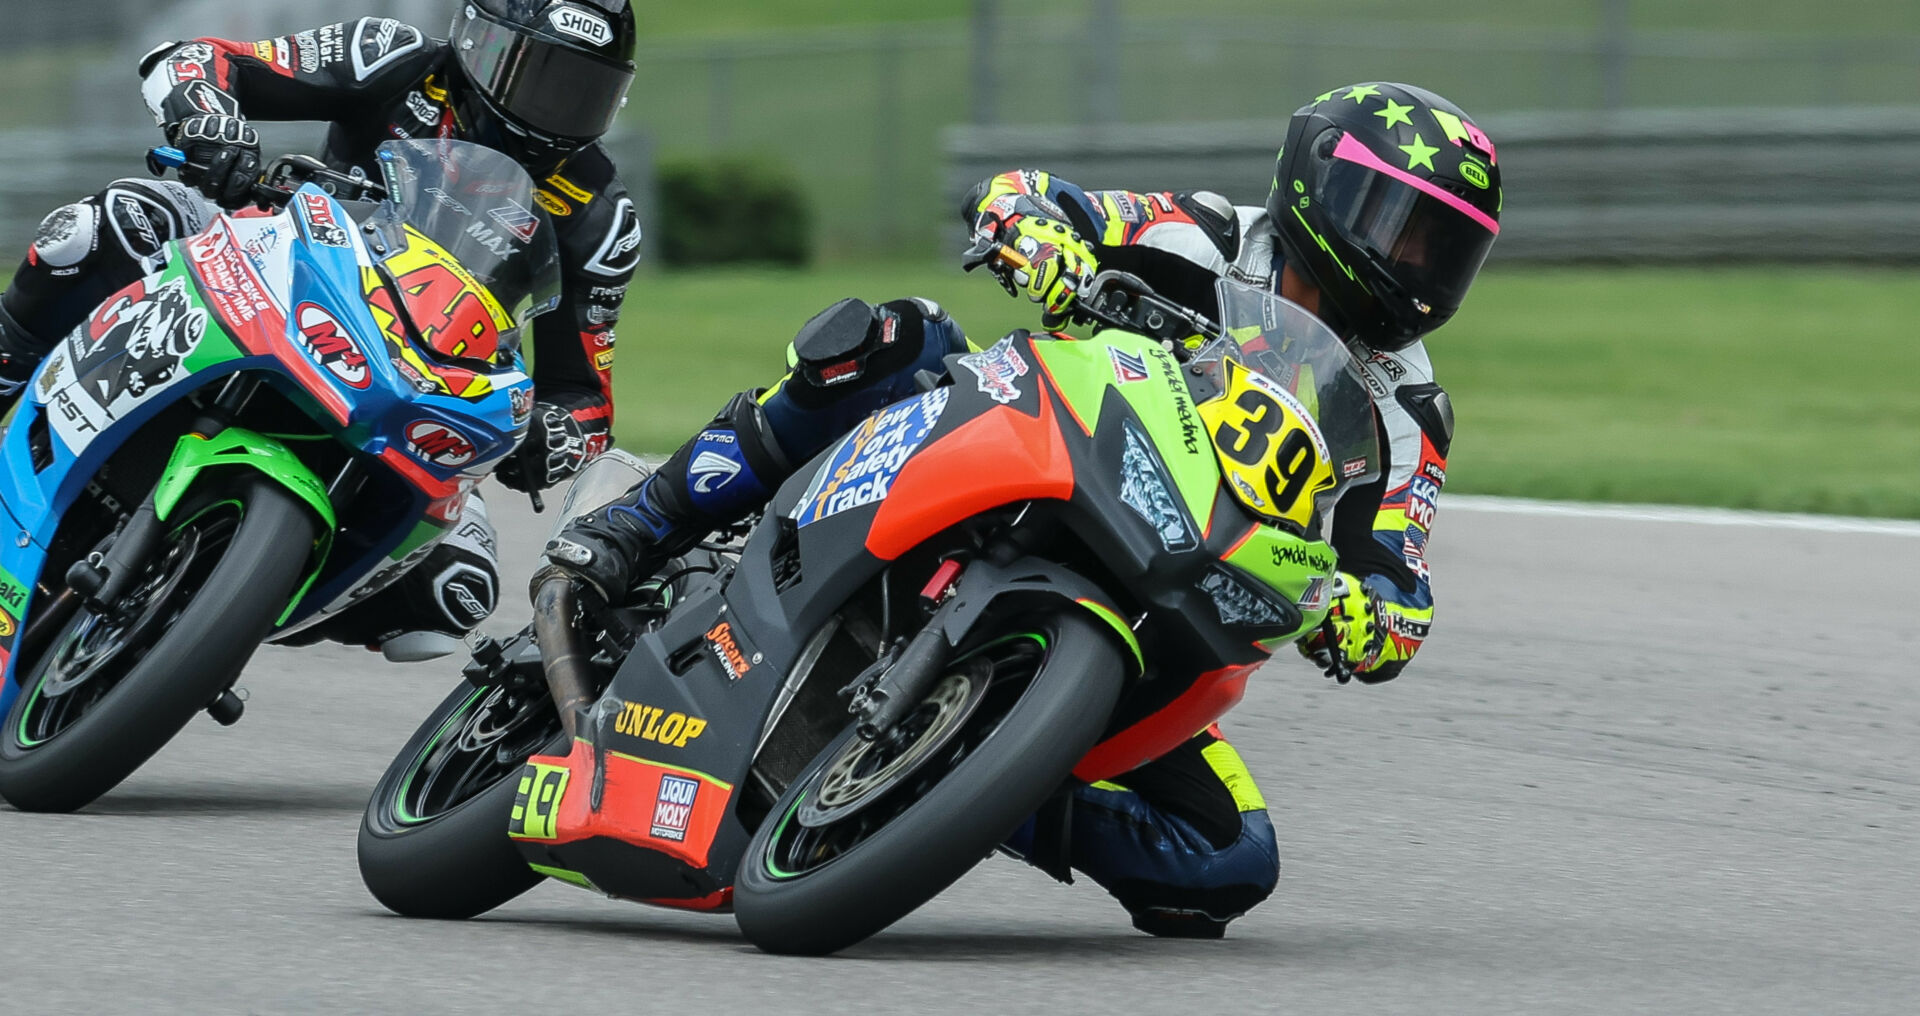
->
xmin=1395 ymin=382 xmax=1454 ymax=457
xmin=552 ymin=149 xmax=640 ymax=280
xmin=350 ymin=18 xmax=426 ymax=82
xmin=1173 ymin=190 xmax=1242 ymax=263
xmin=138 ymin=41 xmax=184 ymax=78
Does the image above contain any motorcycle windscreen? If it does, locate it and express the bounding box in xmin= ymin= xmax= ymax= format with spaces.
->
xmin=367 ymin=139 xmax=562 ymax=353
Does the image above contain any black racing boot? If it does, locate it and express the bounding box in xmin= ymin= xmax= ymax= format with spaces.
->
xmin=543 ymin=468 xmax=703 ymax=602
xmin=542 ymin=391 xmax=792 ymax=602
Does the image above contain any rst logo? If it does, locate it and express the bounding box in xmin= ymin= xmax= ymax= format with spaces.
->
xmin=296 ymin=304 xmax=370 ymax=388
xmin=650 ymin=774 xmax=699 ymax=842
xmin=405 ymin=420 xmax=476 ymax=467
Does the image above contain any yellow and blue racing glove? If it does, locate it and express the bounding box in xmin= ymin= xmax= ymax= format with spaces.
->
xmin=1298 ymin=572 xmax=1429 ymax=684
xmin=978 ymin=216 xmax=1098 ymax=327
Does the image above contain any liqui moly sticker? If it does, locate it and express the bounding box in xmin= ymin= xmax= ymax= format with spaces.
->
xmin=651 ymin=774 xmax=698 ymax=842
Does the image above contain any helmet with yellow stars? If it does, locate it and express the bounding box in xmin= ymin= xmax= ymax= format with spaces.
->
xmin=1268 ymin=82 xmax=1502 ymax=353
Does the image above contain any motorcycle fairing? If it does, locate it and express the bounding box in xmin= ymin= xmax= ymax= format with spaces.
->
xmin=513 ymin=330 xmax=1339 ymax=902
xmin=0 ymin=182 xmax=535 ymax=695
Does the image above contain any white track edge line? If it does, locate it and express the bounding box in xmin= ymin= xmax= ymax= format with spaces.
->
xmin=1445 ymin=495 xmax=1920 ymax=537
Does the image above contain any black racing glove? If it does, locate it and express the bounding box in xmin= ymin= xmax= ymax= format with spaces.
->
xmin=497 ymin=391 xmax=613 ymax=493
xmin=168 ymin=114 xmax=262 ymax=209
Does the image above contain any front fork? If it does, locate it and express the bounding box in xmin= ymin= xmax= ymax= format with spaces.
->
xmin=65 ymin=376 xmax=262 ymax=617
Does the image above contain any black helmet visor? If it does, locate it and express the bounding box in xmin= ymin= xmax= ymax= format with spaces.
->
xmin=1317 ymin=132 xmax=1498 ymax=313
xmin=454 ymin=10 xmax=634 ymax=141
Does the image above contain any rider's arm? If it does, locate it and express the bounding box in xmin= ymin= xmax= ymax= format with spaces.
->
xmin=530 ymin=147 xmax=641 ymax=415
xmin=137 ymin=20 xmax=434 ymax=128
xmin=1324 ymin=343 xmax=1454 ymax=683
xmin=962 ymin=170 xmax=1245 ymax=315
xmin=493 ymin=148 xmax=638 ymax=493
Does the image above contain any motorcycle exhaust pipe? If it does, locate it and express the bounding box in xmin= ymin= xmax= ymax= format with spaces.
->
xmin=531 ymin=570 xmax=595 ymax=740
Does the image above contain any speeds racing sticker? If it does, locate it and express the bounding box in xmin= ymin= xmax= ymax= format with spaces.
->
xmin=790 ymin=388 xmax=950 ymax=527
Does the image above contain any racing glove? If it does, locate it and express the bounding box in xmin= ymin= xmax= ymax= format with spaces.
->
xmin=496 ymin=391 xmax=613 ymax=493
xmin=1298 ymin=572 xmax=1403 ymax=684
xmin=167 ymin=114 xmax=263 ymax=209
xmin=984 ymin=216 xmax=1097 ymax=327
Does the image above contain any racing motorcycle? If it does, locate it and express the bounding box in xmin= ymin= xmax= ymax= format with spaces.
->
xmin=0 ymin=138 xmax=558 ymax=813
xmin=358 ymin=270 xmax=1379 ymax=955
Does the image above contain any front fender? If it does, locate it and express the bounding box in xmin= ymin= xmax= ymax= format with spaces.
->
xmin=154 ymin=428 xmax=335 ymax=621
xmin=937 ymin=556 xmax=1144 ymax=676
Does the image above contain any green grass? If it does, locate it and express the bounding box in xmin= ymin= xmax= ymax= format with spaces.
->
xmin=612 ymin=264 xmax=1920 ymax=518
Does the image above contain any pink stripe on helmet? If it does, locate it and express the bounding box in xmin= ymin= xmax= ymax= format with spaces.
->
xmin=1332 ymin=132 xmax=1499 ymax=236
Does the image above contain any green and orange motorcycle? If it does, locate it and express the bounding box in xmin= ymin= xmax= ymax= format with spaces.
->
xmin=357 ymin=272 xmax=1379 ymax=955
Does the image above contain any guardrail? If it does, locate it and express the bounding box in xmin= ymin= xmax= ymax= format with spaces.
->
xmin=942 ymin=107 xmax=1920 ymax=262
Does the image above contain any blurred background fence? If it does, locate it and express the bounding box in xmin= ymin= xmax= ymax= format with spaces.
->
xmin=0 ymin=0 xmax=1918 ymax=261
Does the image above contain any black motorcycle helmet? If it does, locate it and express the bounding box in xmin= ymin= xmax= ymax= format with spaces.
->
xmin=1268 ymin=82 xmax=1502 ymax=352
xmin=449 ymin=0 xmax=637 ymax=164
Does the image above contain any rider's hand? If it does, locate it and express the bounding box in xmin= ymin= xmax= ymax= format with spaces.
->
xmin=1298 ymin=573 xmax=1395 ymax=684
xmin=168 ymin=114 xmax=263 ymax=209
xmin=497 ymin=391 xmax=612 ymax=494
xmin=992 ymin=217 xmax=1097 ymax=328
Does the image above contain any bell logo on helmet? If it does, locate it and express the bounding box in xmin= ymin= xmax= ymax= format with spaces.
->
xmin=549 ymin=6 xmax=613 ymax=46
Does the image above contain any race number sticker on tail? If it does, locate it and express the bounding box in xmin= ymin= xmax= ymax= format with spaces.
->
xmin=509 ymin=761 xmax=572 ymax=841
xmin=959 ymin=336 xmax=1029 ymax=404
xmin=790 ymin=388 xmax=951 ymax=527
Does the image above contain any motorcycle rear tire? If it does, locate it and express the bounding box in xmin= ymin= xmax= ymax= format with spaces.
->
xmin=0 ymin=478 xmax=317 ymax=813
xmin=735 ymin=611 xmax=1125 ymax=956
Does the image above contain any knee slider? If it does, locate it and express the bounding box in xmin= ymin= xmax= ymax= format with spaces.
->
xmin=32 ymin=201 xmax=100 ymax=272
xmin=1106 ymin=811 xmax=1279 ymax=924
xmin=787 ymin=297 xmax=884 ymax=397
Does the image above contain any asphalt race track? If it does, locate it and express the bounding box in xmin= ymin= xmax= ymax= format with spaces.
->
xmin=3 ymin=483 xmax=1917 ymax=1014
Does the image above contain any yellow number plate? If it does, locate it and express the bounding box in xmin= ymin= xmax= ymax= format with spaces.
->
xmin=508 ymin=761 xmax=572 ymax=841
xmin=1198 ymin=359 xmax=1337 ymax=530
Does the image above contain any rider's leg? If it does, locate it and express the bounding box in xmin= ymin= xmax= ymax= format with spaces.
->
xmin=284 ymin=493 xmax=501 ymax=660
xmin=1004 ymin=725 xmax=1279 ymax=939
xmin=0 ymin=180 xmax=216 ymax=406
xmin=546 ymin=298 xmax=967 ymax=599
